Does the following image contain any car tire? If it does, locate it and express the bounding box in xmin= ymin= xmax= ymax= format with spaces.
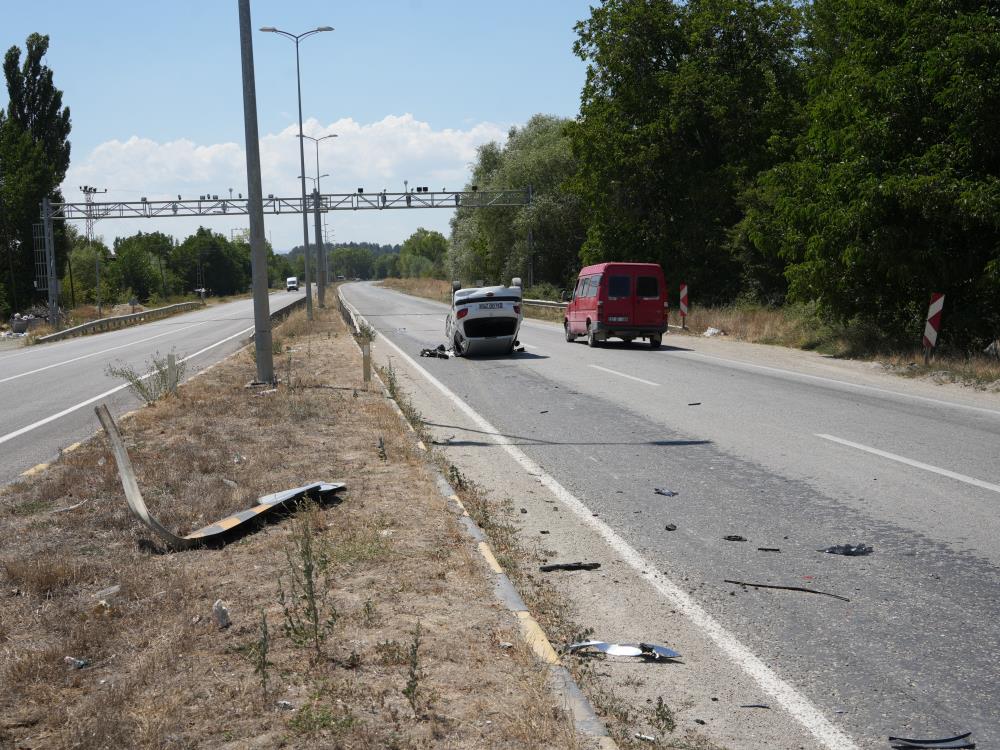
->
xmin=564 ymin=322 xmax=576 ymax=342
xmin=587 ymin=323 xmax=600 ymax=348
xmin=453 ymin=333 xmax=467 ymax=357
xmin=649 ymin=334 xmax=662 ymax=349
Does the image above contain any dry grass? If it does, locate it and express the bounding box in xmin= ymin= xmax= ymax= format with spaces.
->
xmin=876 ymin=351 xmax=1000 ymax=391
xmin=0 ymin=305 xmax=580 ymax=749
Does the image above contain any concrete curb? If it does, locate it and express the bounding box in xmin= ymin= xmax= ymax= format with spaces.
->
xmin=337 ymin=290 xmax=617 ymax=750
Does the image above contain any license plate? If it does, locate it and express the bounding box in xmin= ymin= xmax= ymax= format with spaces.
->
xmin=478 ymin=302 xmax=503 ymax=309
xmin=609 ymin=316 xmax=629 ymax=322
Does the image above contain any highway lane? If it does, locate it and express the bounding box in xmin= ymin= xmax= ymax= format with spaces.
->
xmin=342 ymin=282 xmax=1000 ymax=748
xmin=0 ymin=291 xmax=303 ymax=485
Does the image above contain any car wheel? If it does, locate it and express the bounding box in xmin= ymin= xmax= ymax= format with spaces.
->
xmin=453 ymin=333 xmax=467 ymax=357
xmin=587 ymin=323 xmax=600 ymax=348
xmin=564 ymin=322 xmax=576 ymax=342
xmin=649 ymin=334 xmax=662 ymax=349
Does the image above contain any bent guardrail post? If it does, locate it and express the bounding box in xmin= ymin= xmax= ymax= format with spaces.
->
xmin=95 ymin=403 xmax=197 ymax=550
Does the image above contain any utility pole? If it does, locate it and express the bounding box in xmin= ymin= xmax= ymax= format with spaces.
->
xmin=313 ymin=189 xmax=324 ymax=304
xmin=41 ymin=197 xmax=59 ymax=329
xmin=80 ymin=185 xmax=107 ymax=316
xmin=238 ymin=0 xmax=274 ymax=383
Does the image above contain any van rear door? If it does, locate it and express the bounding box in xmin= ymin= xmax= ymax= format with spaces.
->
xmin=604 ymin=269 xmax=633 ymax=328
xmin=633 ymin=269 xmax=664 ymax=328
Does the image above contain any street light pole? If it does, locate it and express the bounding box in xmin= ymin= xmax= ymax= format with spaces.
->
xmin=300 ymin=133 xmax=337 ymax=306
xmin=261 ymin=24 xmax=333 ymax=321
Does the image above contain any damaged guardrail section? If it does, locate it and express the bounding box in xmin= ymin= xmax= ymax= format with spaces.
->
xmin=36 ymin=301 xmax=204 ymax=343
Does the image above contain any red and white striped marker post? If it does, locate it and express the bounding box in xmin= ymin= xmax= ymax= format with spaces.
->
xmin=922 ymin=292 xmax=945 ymax=364
xmin=679 ymin=282 xmax=689 ymax=330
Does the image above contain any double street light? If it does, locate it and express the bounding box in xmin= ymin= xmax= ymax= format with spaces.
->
xmin=299 ymin=133 xmax=337 ymax=304
xmin=260 ymin=24 xmax=333 ymax=319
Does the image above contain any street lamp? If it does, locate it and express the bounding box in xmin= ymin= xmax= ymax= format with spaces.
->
xmin=260 ymin=24 xmax=333 ymax=320
xmin=300 ymin=133 xmax=337 ymax=306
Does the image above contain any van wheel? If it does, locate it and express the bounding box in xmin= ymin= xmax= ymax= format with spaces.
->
xmin=564 ymin=322 xmax=576 ymax=342
xmin=587 ymin=323 xmax=600 ymax=348
xmin=623 ymin=338 xmax=634 ymax=346
xmin=649 ymin=334 xmax=662 ymax=349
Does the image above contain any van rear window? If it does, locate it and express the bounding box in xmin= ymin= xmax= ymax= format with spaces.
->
xmin=637 ymin=276 xmax=659 ymax=298
xmin=608 ymin=275 xmax=630 ymax=298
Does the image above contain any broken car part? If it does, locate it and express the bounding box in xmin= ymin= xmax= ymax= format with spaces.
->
xmin=568 ymin=640 xmax=680 ymax=660
xmin=724 ymin=579 xmax=850 ymax=602
xmin=821 ymin=543 xmax=874 ymax=556
xmin=757 ymin=547 xmax=781 ymax=552
xmin=888 ymin=732 xmax=974 ymax=749
xmin=654 ymin=487 xmax=678 ymax=497
xmin=539 ymin=562 xmax=601 ymax=572
xmin=723 ymin=535 xmax=747 ymax=542
xmin=95 ymin=404 xmax=345 ymax=551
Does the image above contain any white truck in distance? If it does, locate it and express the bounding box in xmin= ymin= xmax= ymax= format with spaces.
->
xmin=286 ymin=276 xmax=299 ymax=292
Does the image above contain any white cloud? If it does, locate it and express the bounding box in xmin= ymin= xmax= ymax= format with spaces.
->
xmin=62 ymin=114 xmax=509 ymax=250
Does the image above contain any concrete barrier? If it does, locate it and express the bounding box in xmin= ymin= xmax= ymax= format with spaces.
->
xmin=34 ymin=301 xmax=204 ymax=344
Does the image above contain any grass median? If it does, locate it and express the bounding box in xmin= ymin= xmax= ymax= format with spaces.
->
xmin=0 ymin=304 xmax=579 ymax=749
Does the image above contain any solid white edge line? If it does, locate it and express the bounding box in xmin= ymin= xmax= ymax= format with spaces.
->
xmin=0 ymin=325 xmax=254 ymax=447
xmin=816 ymin=433 xmax=1000 ymax=495
xmin=342 ymin=294 xmax=858 ymax=750
xmin=588 ymin=364 xmax=659 ymax=387
xmin=678 ymin=351 xmax=1000 ymax=418
xmin=0 ymin=320 xmax=210 ymax=385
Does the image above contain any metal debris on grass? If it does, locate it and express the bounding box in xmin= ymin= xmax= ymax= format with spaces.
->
xmin=568 ymin=640 xmax=680 ymax=660
xmin=96 ymin=404 xmax=345 ymax=551
xmin=724 ymin=579 xmax=850 ymax=602
xmin=539 ymin=561 xmax=601 ymax=572
xmin=821 ymin=543 xmax=874 ymax=556
xmin=888 ymin=732 xmax=974 ymax=749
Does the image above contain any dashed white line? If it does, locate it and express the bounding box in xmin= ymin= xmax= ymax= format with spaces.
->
xmin=589 ymin=364 xmax=659 ymax=386
xmin=343 ymin=293 xmax=858 ymax=750
xmin=0 ymin=321 xmax=209 ymax=385
xmin=0 ymin=326 xmax=253 ymax=447
xmin=817 ymin=433 xmax=1000 ymax=495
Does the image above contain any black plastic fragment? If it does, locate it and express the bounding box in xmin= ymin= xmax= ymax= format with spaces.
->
xmin=654 ymin=488 xmax=678 ymax=497
xmin=821 ymin=543 xmax=873 ymax=556
xmin=724 ymin=535 xmax=747 ymax=542
xmin=540 ymin=562 xmax=601 ymax=572
xmin=888 ymin=732 xmax=974 ymax=749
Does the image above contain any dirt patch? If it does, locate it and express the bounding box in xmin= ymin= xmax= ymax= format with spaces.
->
xmin=0 ymin=306 xmax=580 ymax=749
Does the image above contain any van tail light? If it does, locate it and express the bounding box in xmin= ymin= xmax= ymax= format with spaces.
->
xmin=457 ymin=308 xmax=469 ymax=319
xmin=513 ymin=305 xmax=520 ymax=315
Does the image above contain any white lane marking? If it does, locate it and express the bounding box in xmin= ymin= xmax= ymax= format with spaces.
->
xmin=344 ymin=295 xmax=858 ymax=750
xmin=589 ymin=364 xmax=659 ymax=387
xmin=816 ymin=434 xmax=1000 ymax=495
xmin=680 ymin=351 xmax=1000 ymax=418
xmin=0 ymin=321 xmax=210 ymax=384
xmin=0 ymin=326 xmax=253 ymax=447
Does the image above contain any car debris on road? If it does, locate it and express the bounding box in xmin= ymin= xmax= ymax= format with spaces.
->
xmin=567 ymin=640 xmax=680 ymax=660
xmin=540 ymin=562 xmax=601 ymax=572
xmin=724 ymin=579 xmax=850 ymax=602
xmin=654 ymin=487 xmax=679 ymax=497
xmin=821 ymin=543 xmax=874 ymax=556
xmin=888 ymin=731 xmax=975 ymax=749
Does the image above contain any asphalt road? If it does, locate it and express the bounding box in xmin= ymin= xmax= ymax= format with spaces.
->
xmin=342 ymin=281 xmax=1000 ymax=749
xmin=0 ymin=291 xmax=303 ymax=486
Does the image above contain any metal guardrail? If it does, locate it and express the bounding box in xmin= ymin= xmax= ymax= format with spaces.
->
xmin=34 ymin=301 xmax=204 ymax=343
xmin=522 ymin=298 xmax=567 ymax=310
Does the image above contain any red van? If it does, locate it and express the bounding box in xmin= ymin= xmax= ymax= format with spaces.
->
xmin=563 ymin=262 xmax=668 ymax=348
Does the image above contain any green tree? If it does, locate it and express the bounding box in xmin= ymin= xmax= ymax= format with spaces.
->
xmin=329 ymin=246 xmax=374 ymax=279
xmin=450 ymin=115 xmax=585 ymax=288
xmin=110 ymin=235 xmax=159 ymax=302
xmin=568 ymin=0 xmax=805 ymax=303
xmin=373 ymin=252 xmax=400 ymax=279
xmin=400 ymin=228 xmax=447 ymax=278
xmin=171 ymin=227 xmax=248 ymax=296
xmin=744 ymin=0 xmax=1000 ymax=347
xmin=0 ymin=33 xmax=71 ymax=312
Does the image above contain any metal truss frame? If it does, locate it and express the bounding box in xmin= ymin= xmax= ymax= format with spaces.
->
xmin=48 ymin=189 xmax=530 ymax=221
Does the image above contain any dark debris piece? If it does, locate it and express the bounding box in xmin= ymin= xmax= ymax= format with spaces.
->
xmin=654 ymin=488 xmax=678 ymax=497
xmin=664 ymin=523 xmax=677 ymax=531
xmin=757 ymin=547 xmax=781 ymax=552
xmin=889 ymin=732 xmax=974 ymax=749
xmin=724 ymin=579 xmax=850 ymax=602
xmin=540 ymin=562 xmax=601 ymax=572
xmin=420 ymin=345 xmax=449 ymax=359
xmin=821 ymin=543 xmax=873 ymax=556
xmin=723 ymin=535 xmax=747 ymax=542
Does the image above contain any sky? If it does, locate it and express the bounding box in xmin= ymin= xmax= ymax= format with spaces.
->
xmin=1 ymin=1 xmax=595 ymax=252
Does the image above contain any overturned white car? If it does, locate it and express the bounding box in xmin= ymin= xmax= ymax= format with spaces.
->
xmin=445 ymin=278 xmax=523 ymax=356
